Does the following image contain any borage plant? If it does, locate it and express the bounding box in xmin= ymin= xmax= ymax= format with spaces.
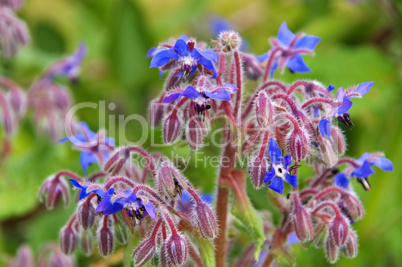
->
xmin=37 ymin=22 xmax=393 ymax=266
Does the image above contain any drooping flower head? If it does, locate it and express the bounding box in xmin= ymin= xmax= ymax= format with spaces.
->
xmin=150 ymin=38 xmax=218 ymax=78
xmin=59 ymin=122 xmax=115 ymax=173
xmin=263 ymin=138 xmax=297 ymax=194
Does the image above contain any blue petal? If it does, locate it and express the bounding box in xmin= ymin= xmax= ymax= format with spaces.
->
xmin=210 ymin=17 xmax=233 ymax=36
xmin=282 ymin=155 xmax=292 ymax=169
xmin=80 ymin=151 xmax=98 ymax=174
xmin=194 ymin=49 xmax=218 ymax=62
xmin=287 ymin=232 xmax=301 ymax=244
xmin=286 ymin=54 xmax=311 ymax=73
xmin=105 ymin=137 xmax=115 ymax=146
xmin=93 ymin=188 xmax=114 ymax=198
xmin=204 ymin=90 xmax=231 ymax=101
xmin=68 ymin=178 xmax=84 ymax=189
xmin=268 ymin=177 xmax=284 ymax=194
xmin=318 ymin=119 xmax=332 ymax=137
xmin=356 ymin=153 xmax=370 ymax=165
xmin=146 ymin=47 xmax=157 ymax=57
xmin=277 ymin=22 xmax=295 ymax=46
xmin=337 ymin=96 xmax=353 ymax=115
xmin=327 ymin=84 xmax=335 ymax=92
xmin=173 ymin=39 xmax=190 ymax=57
xmin=178 ymin=35 xmax=189 ymax=41
xmin=268 ymin=138 xmax=282 ymax=165
xmin=150 ymin=49 xmax=179 ymax=68
xmin=196 ymin=56 xmax=218 ymax=78
xmin=374 ymin=157 xmax=393 ymax=171
xmin=180 ymin=86 xmax=199 ymax=99
xmin=162 ymin=92 xmax=181 ymax=103
xmin=285 ymin=174 xmax=297 ymax=188
xmin=353 ymin=81 xmax=374 ymax=97
xmin=314 ymin=106 xmax=320 ymax=118
xmin=201 ymin=193 xmax=214 ymax=205
xmin=294 ymin=35 xmax=321 ymax=50
xmin=263 ymin=168 xmax=275 ymax=183
xmin=256 ymin=52 xmax=269 ymax=62
xmin=96 ymin=195 xmax=112 ymax=212
xmin=103 ymin=202 xmax=124 ymax=215
xmin=144 ymin=201 xmax=156 ymax=220
xmin=270 ymin=62 xmax=278 ymax=77
xmin=351 ymin=161 xmax=375 ymax=178
xmin=220 ymin=83 xmax=238 ymax=92
xmin=334 ymin=173 xmax=350 ymax=189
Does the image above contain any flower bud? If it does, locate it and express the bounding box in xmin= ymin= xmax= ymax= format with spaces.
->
xmin=77 ymin=199 xmax=95 ymax=230
xmin=330 ymin=127 xmax=346 ymax=156
xmin=10 ymin=244 xmax=34 ymax=267
xmin=193 ymin=202 xmax=219 ymax=240
xmin=340 ymin=192 xmax=364 ymax=222
xmin=343 ymin=230 xmax=358 ymax=258
xmin=329 ymin=215 xmax=349 ymax=247
xmin=287 ymin=130 xmax=310 ymax=163
xmin=241 ymin=53 xmax=264 ymax=80
xmin=248 ymin=155 xmax=270 ymax=189
xmin=38 ymin=175 xmax=70 ymax=209
xmin=185 ymin=113 xmax=206 ymax=150
xmin=156 ymin=160 xmax=189 ymax=199
xmin=165 ymin=233 xmax=188 ymax=266
xmin=255 ymin=91 xmax=272 ymax=128
xmin=160 ymin=243 xmax=171 ymax=267
xmin=325 ymin=235 xmax=339 ymax=263
xmin=103 ymin=148 xmax=130 ymax=175
xmin=97 ymin=218 xmax=114 ymax=257
xmin=132 ymin=238 xmax=156 ymax=266
xmin=60 ymin=226 xmax=78 ymax=255
xmin=163 ymin=112 xmax=181 ymax=144
xmin=290 ymin=193 xmax=314 ymax=243
xmin=150 ymin=100 xmax=172 ymax=128
xmin=81 ymin=229 xmax=93 ymax=256
xmin=8 ymin=86 xmax=27 ymax=119
xmin=218 ymin=31 xmax=242 ymax=52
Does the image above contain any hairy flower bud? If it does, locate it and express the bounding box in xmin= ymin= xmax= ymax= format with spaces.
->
xmin=77 ymin=199 xmax=95 ymax=230
xmin=287 ymin=130 xmax=310 ymax=163
xmin=10 ymin=244 xmax=33 ymax=267
xmin=165 ymin=233 xmax=188 ymax=266
xmin=255 ymin=91 xmax=272 ymax=128
xmin=156 ymin=160 xmax=189 ymax=199
xmin=329 ymin=215 xmax=350 ymax=247
xmin=248 ymin=155 xmax=270 ymax=189
xmin=185 ymin=113 xmax=206 ymax=150
xmin=193 ymin=202 xmax=219 ymax=239
xmin=325 ymin=235 xmax=339 ymax=263
xmin=132 ymin=238 xmax=156 ymax=266
xmin=103 ymin=148 xmax=130 ymax=175
xmin=150 ymin=99 xmax=172 ymax=128
xmin=0 ymin=8 xmax=30 ymax=57
xmin=38 ymin=175 xmax=70 ymax=209
xmin=290 ymin=193 xmax=314 ymax=243
xmin=343 ymin=230 xmax=358 ymax=258
xmin=60 ymin=225 xmax=78 ymax=255
xmin=218 ymin=31 xmax=241 ymax=52
xmin=330 ymin=127 xmax=346 ymax=156
xmin=340 ymin=193 xmax=364 ymax=222
xmin=163 ymin=112 xmax=181 ymax=144
xmin=81 ymin=229 xmax=93 ymax=256
xmin=97 ymin=218 xmax=114 ymax=257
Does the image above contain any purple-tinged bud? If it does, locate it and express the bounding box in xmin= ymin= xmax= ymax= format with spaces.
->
xmin=38 ymin=174 xmax=70 ymax=209
xmin=163 ymin=112 xmax=181 ymax=144
xmin=342 ymin=230 xmax=358 ymax=258
xmin=193 ymin=202 xmax=219 ymax=240
xmin=77 ymin=199 xmax=95 ymax=230
xmin=114 ymin=221 xmax=128 ymax=244
xmin=81 ymin=229 xmax=93 ymax=256
xmin=185 ymin=113 xmax=206 ymax=150
xmin=97 ymin=217 xmax=114 ymax=257
xmin=10 ymin=244 xmax=34 ymax=267
xmin=330 ymin=127 xmax=346 ymax=156
xmin=325 ymin=235 xmax=339 ymax=263
xmin=340 ymin=193 xmax=364 ymax=222
xmin=132 ymin=238 xmax=156 ymax=266
xmin=241 ymin=53 xmax=264 ymax=80
xmin=60 ymin=225 xmax=78 ymax=255
xmin=290 ymin=193 xmax=314 ymax=243
xmin=1 ymin=0 xmax=25 ymax=10
xmin=149 ymin=99 xmax=172 ymax=128
xmin=255 ymin=91 xmax=272 ymax=128
xmin=329 ymin=215 xmax=350 ymax=247
xmin=0 ymin=8 xmax=30 ymax=57
xmin=218 ymin=31 xmax=242 ymax=52
xmin=156 ymin=160 xmax=189 ymax=199
xmin=103 ymin=148 xmax=130 ymax=175
xmin=165 ymin=233 xmax=188 ymax=266
xmin=287 ymin=130 xmax=310 ymax=163
xmin=160 ymin=243 xmax=171 ymax=267
xmin=248 ymin=155 xmax=270 ymax=189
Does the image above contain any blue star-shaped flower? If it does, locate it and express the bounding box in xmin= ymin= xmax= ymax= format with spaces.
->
xmin=59 ymin=122 xmax=115 ymax=174
xmin=150 ymin=39 xmax=218 ymax=78
xmin=263 ymin=138 xmax=297 ymax=194
xmin=335 ymin=153 xmax=393 ymax=189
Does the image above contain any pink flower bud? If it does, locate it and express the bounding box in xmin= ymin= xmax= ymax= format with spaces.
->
xmin=156 ymin=160 xmax=189 ymax=199
xmin=287 ymin=130 xmax=310 ymax=163
xmin=165 ymin=233 xmax=188 ymax=266
xmin=330 ymin=127 xmax=346 ymax=156
xmin=329 ymin=215 xmax=350 ymax=247
xmin=10 ymin=244 xmax=34 ymax=267
xmin=60 ymin=226 xmax=78 ymax=255
xmin=160 ymin=243 xmax=171 ymax=267
xmin=149 ymin=100 xmax=172 ymax=128
xmin=132 ymin=238 xmax=156 ymax=266
xmin=248 ymin=155 xmax=270 ymax=189
xmin=343 ymin=230 xmax=358 ymax=258
xmin=103 ymin=148 xmax=129 ymax=175
xmin=340 ymin=193 xmax=364 ymax=222
xmin=163 ymin=112 xmax=181 ymax=144
xmin=325 ymin=235 xmax=339 ymax=263
xmin=38 ymin=175 xmax=70 ymax=210
xmin=97 ymin=218 xmax=114 ymax=257
xmin=193 ymin=202 xmax=219 ymax=240
xmin=81 ymin=229 xmax=93 ymax=256
xmin=218 ymin=31 xmax=242 ymax=52
xmin=185 ymin=113 xmax=206 ymax=150
xmin=77 ymin=199 xmax=95 ymax=230
xmin=254 ymin=91 xmax=272 ymax=128
xmin=290 ymin=193 xmax=314 ymax=243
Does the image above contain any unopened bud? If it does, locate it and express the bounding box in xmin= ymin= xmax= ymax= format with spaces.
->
xmin=77 ymin=199 xmax=95 ymax=230
xmin=193 ymin=202 xmax=219 ymax=239
xmin=287 ymin=130 xmax=310 ymax=163
xmin=218 ymin=31 xmax=241 ymax=52
xmin=248 ymin=155 xmax=270 ymax=189
xmin=329 ymin=215 xmax=350 ymax=247
xmin=325 ymin=235 xmax=339 ymax=263
xmin=10 ymin=244 xmax=33 ymax=267
xmin=165 ymin=233 xmax=188 ymax=266
xmin=60 ymin=226 xmax=78 ymax=255
xmin=150 ymin=100 xmax=172 ymax=128
xmin=255 ymin=91 xmax=272 ymax=128
xmin=290 ymin=193 xmax=314 ymax=243
xmin=97 ymin=218 xmax=114 ymax=257
xmin=330 ymin=127 xmax=346 ymax=156
xmin=103 ymin=148 xmax=130 ymax=175
xmin=163 ymin=112 xmax=181 ymax=144
xmin=340 ymin=193 xmax=364 ymax=222
xmin=156 ymin=160 xmax=188 ymax=199
xmin=185 ymin=113 xmax=206 ymax=150
xmin=81 ymin=229 xmax=93 ymax=256
xmin=38 ymin=175 xmax=70 ymax=209
xmin=343 ymin=230 xmax=358 ymax=258
xmin=132 ymin=238 xmax=157 ymax=266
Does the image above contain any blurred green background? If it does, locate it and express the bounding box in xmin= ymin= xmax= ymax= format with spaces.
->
xmin=0 ymin=0 xmax=401 ymax=266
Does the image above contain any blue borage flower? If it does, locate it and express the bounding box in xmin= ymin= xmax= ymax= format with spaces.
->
xmin=263 ymin=138 xmax=297 ymax=194
xmin=258 ymin=22 xmax=321 ymax=77
xmin=59 ymin=122 xmax=115 ymax=174
xmin=176 ymin=191 xmax=214 ymax=214
xmin=150 ymin=38 xmax=218 ymax=78
xmin=318 ymin=82 xmax=374 ymax=137
xmin=334 ymin=153 xmax=393 ymax=190
xmin=162 ymin=83 xmax=237 ymax=120
xmin=96 ymin=189 xmax=156 ymax=221
xmin=45 ymin=43 xmax=87 ymax=82
xmin=68 ymin=178 xmax=112 ymax=200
